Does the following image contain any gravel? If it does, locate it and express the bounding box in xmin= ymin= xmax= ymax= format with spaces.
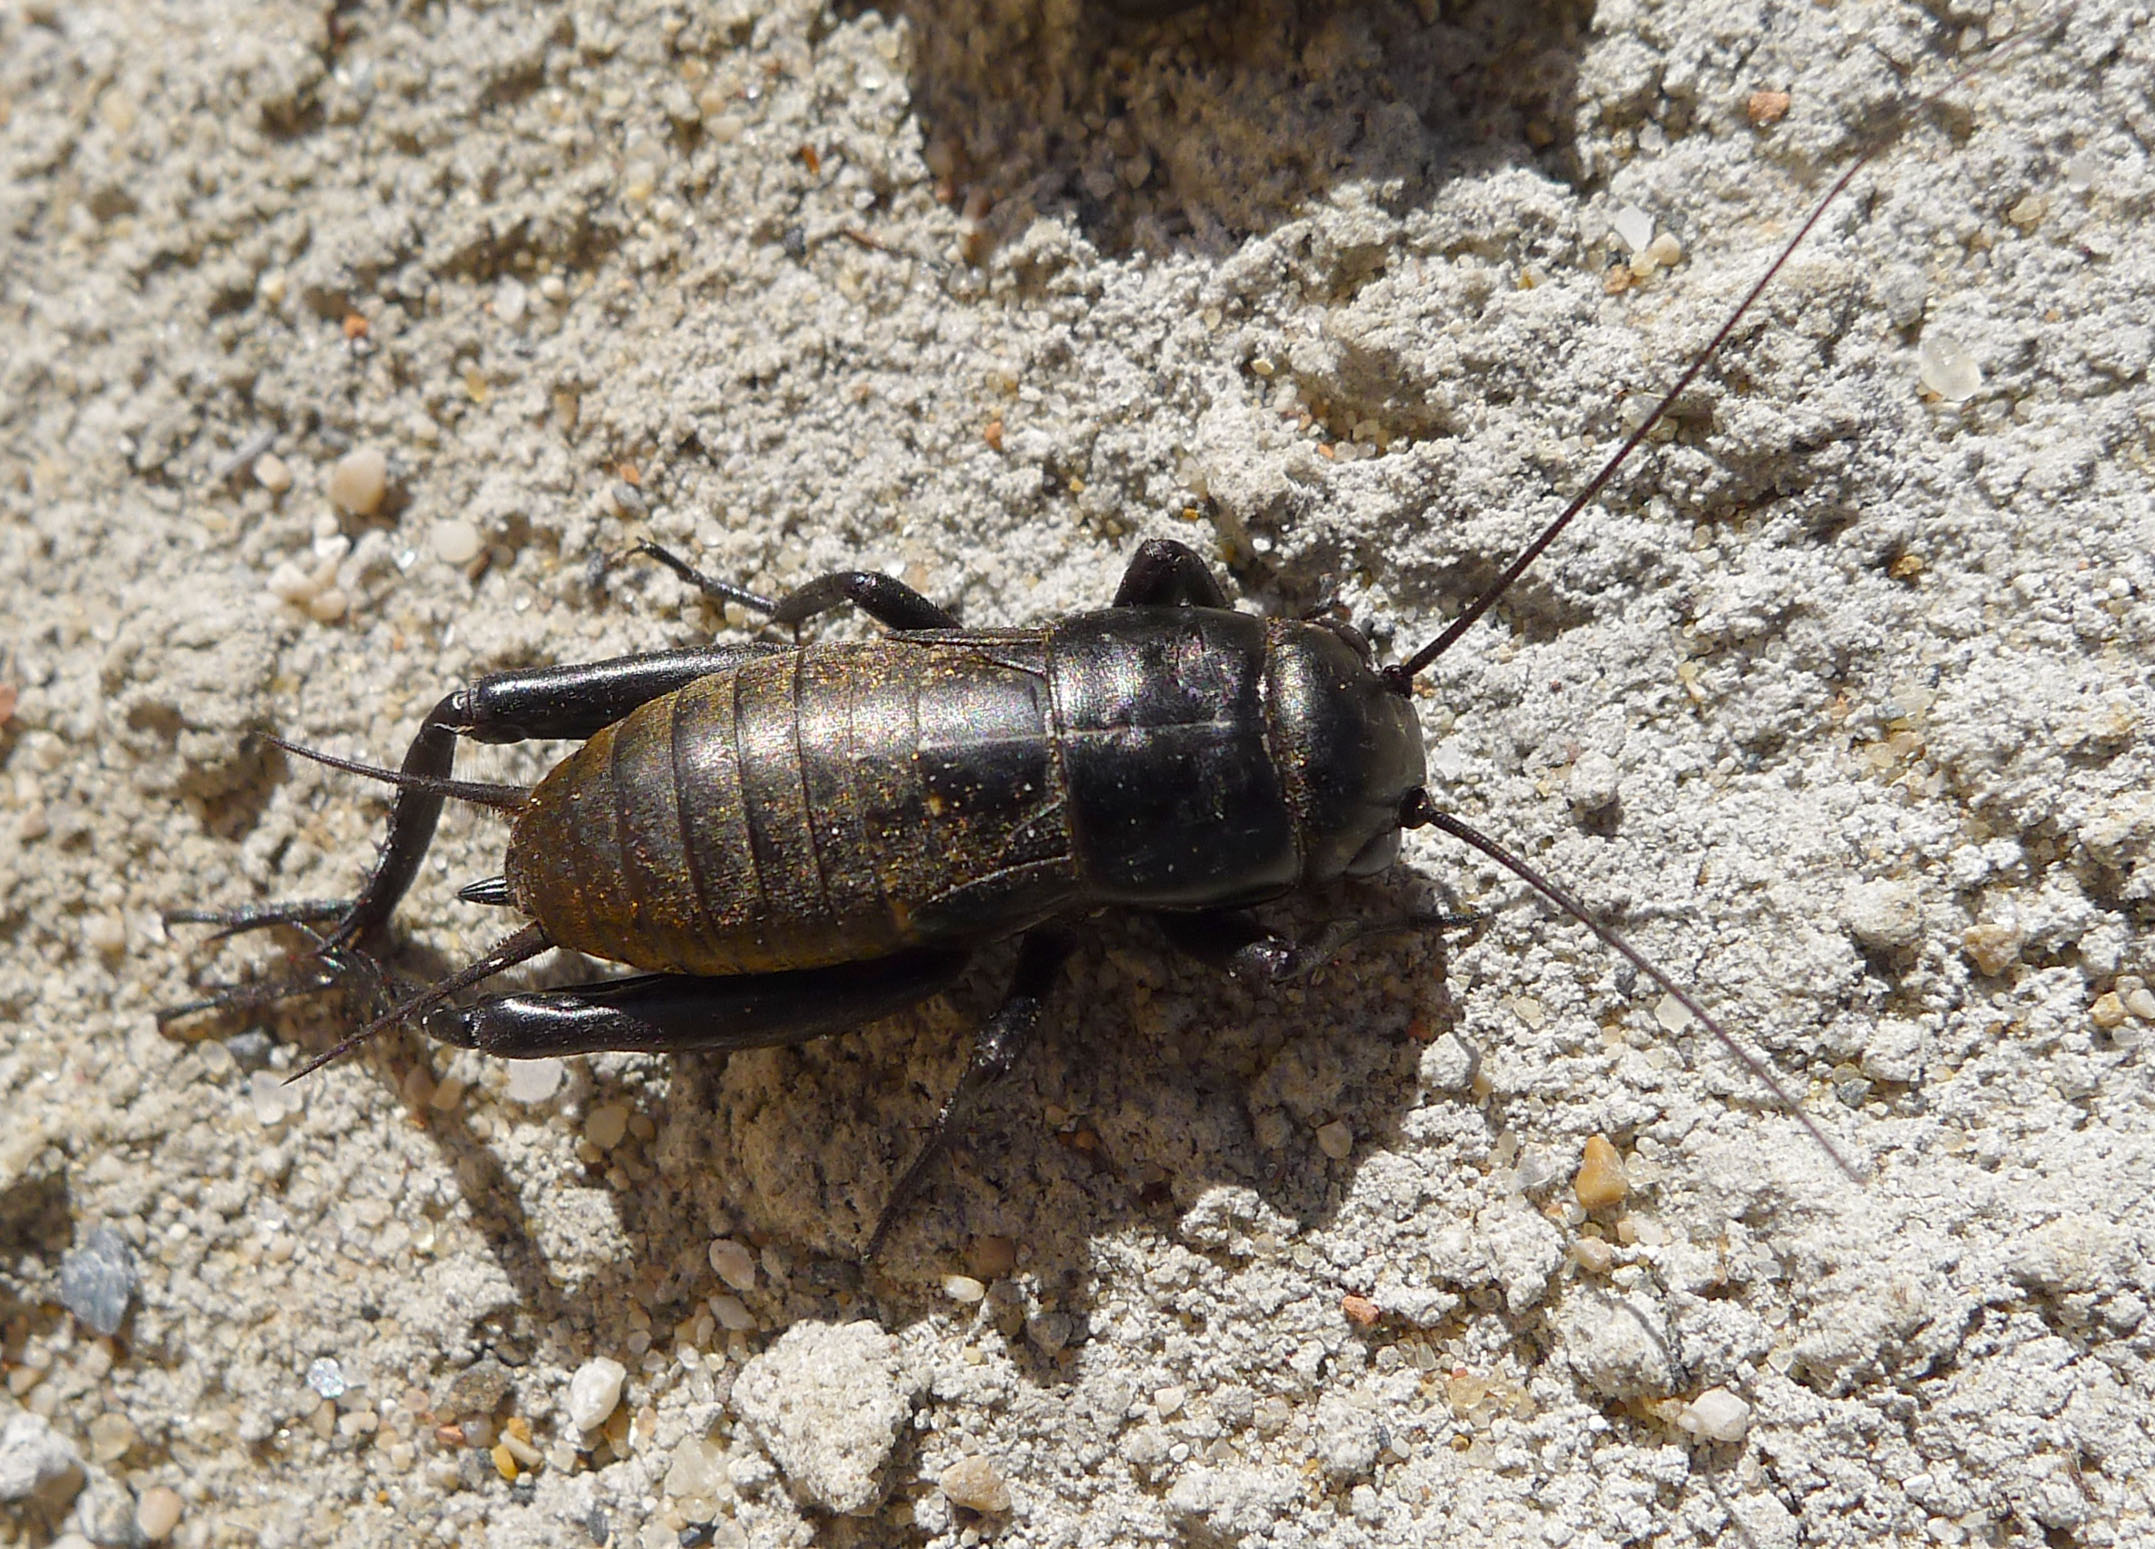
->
xmin=3 ymin=0 xmax=2150 ymax=1545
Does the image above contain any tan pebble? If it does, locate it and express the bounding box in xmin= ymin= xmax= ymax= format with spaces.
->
xmin=1574 ymin=1134 xmax=1628 ymax=1209
xmin=1444 ymin=1371 xmax=1488 ymax=1414
xmin=328 ymin=446 xmax=389 ymax=515
xmin=253 ymin=452 xmax=293 ymax=492
xmin=708 ymin=1294 xmax=755 ymax=1331
xmin=940 ymin=1455 xmax=1012 ymax=1513
xmin=1315 ymin=1118 xmax=1354 ymax=1161
xmin=491 ymin=1441 xmax=519 ymax=1480
xmin=135 ymin=1485 xmax=183 ymax=1541
xmin=2091 ymin=992 xmax=2127 ymax=1030
xmin=706 ymin=1236 xmax=755 ymax=1291
xmin=1340 ymin=1293 xmax=1380 ymax=1327
xmin=585 ymin=1102 xmax=631 ymax=1151
xmin=87 ymin=1411 xmax=137 ymax=1461
xmin=1961 ymin=921 xmax=2023 ymax=976
xmin=1746 ymin=89 xmax=1792 ymax=126
xmin=85 ymin=911 xmax=128 ymax=958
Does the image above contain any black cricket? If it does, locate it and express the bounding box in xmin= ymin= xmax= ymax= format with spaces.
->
xmin=166 ymin=149 xmax=1899 ymax=1254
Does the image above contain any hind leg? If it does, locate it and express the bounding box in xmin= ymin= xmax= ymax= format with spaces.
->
xmin=162 ymin=644 xmax=779 ymax=1024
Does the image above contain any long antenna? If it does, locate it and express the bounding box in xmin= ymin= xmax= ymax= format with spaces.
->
xmin=1382 ymin=25 xmax=2053 ymax=1175
xmin=1383 ymin=19 xmax=2047 ymax=692
xmin=1403 ymin=796 xmax=1859 ymax=1179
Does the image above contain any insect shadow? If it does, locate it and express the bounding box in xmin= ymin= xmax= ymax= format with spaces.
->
xmin=844 ymin=0 xmax=1590 ymax=256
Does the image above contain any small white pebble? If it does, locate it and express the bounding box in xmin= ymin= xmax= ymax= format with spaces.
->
xmin=135 ymin=1484 xmax=184 ymax=1541
xmin=327 ymin=446 xmax=389 ymax=515
xmin=248 ymin=1070 xmax=302 ymax=1126
xmin=1842 ymin=878 xmax=1924 ymax=951
xmin=253 ymin=452 xmax=293 ymax=492
xmin=1918 ymin=334 xmax=1982 ymax=402
xmin=1643 ymin=230 xmax=1682 ymax=269
xmin=707 ymin=1237 xmax=756 ymax=1293
xmin=266 ymin=559 xmax=317 ymax=605
xmin=305 ymin=587 xmax=349 ymax=623
xmin=2124 ymin=987 xmax=2155 ymax=1023
xmin=665 ymin=1436 xmax=726 ymax=1498
xmin=1676 ymin=1386 xmax=1752 ymax=1443
xmin=1609 ymin=204 xmax=1654 ymax=254
xmin=1153 ymin=1384 xmax=1186 ymax=1417
xmin=305 ymin=1356 xmax=347 ymax=1399
xmin=494 ymin=276 xmax=529 ymax=325
xmin=504 ymin=1058 xmax=564 ymax=1104
xmin=942 ymin=1275 xmax=986 ymax=1304
xmin=431 ymin=518 xmax=482 ymax=565
xmin=708 ymin=1294 xmax=756 ymax=1331
xmin=568 ymin=1361 xmax=629 ymax=1439
xmin=1567 ymin=749 xmax=1620 ymax=812
xmin=1315 ymin=1119 xmax=1354 ymax=1161
xmin=585 ymin=1102 xmax=630 ymax=1150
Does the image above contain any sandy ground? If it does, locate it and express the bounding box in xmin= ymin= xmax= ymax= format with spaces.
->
xmin=3 ymin=0 xmax=2152 ymax=1544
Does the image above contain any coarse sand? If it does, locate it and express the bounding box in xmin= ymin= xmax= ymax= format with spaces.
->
xmin=3 ymin=1 xmax=2151 ymax=1545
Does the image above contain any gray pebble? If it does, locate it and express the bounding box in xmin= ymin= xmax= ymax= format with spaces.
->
xmin=732 ymin=1320 xmax=924 ymax=1515
xmin=59 ymin=1225 xmax=138 ymax=1337
xmin=0 ymin=1411 xmax=82 ymax=1504
xmin=223 ymin=1028 xmax=275 ymax=1071
xmin=306 ymin=1357 xmax=347 ymax=1400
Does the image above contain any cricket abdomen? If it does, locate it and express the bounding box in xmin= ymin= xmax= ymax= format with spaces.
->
xmin=505 ymin=637 xmax=1080 ymax=975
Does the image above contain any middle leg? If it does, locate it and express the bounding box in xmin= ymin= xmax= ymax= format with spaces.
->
xmin=634 ymin=540 xmax=958 ymax=632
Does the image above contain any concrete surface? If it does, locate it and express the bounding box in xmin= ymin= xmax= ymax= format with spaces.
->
xmin=2 ymin=0 xmax=2150 ymax=1545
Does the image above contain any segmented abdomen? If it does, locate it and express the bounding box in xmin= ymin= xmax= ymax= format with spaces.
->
xmin=505 ymin=638 xmax=1077 ymax=975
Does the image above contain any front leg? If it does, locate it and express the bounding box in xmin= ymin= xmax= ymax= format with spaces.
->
xmin=1156 ymin=906 xmax=1472 ymax=986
